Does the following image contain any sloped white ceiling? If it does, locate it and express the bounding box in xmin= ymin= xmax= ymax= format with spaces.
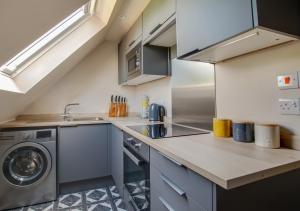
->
xmin=0 ymin=0 xmax=90 ymax=65
xmin=0 ymin=19 xmax=107 ymax=122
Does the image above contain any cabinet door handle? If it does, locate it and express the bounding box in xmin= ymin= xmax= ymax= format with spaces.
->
xmin=158 ymin=151 xmax=184 ymax=167
xmin=149 ymin=23 xmax=162 ymax=35
xmin=123 ymin=147 xmax=144 ymax=166
xmin=177 ymin=48 xmax=200 ymax=60
xmin=159 ymin=196 xmax=175 ymax=211
xmin=160 ymin=174 xmax=186 ymax=197
xmin=128 ymin=40 xmax=136 ymax=47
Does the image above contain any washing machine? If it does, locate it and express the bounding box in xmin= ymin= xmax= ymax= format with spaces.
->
xmin=0 ymin=128 xmax=57 ymax=210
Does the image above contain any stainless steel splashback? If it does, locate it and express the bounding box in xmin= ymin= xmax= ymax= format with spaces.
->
xmin=171 ymin=58 xmax=215 ymax=130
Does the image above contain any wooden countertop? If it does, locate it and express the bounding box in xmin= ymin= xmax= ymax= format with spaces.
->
xmin=2 ymin=115 xmax=300 ymax=190
xmin=107 ymin=117 xmax=300 ymax=190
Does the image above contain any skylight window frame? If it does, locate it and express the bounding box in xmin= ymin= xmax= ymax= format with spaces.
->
xmin=0 ymin=2 xmax=93 ymax=77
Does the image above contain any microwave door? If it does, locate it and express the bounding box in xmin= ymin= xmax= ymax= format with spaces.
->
xmin=126 ymin=42 xmax=142 ymax=79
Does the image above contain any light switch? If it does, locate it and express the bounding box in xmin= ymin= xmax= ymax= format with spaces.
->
xmin=279 ymin=98 xmax=300 ymax=115
xmin=277 ymin=72 xmax=298 ymax=89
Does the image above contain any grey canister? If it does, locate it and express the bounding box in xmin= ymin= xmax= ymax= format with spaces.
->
xmin=232 ymin=122 xmax=254 ymax=142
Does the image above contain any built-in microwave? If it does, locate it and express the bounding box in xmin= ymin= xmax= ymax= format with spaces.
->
xmin=126 ymin=42 xmax=142 ymax=80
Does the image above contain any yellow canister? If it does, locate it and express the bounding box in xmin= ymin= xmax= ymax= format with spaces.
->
xmin=213 ymin=118 xmax=232 ymax=137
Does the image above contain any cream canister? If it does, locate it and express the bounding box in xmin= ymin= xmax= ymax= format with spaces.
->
xmin=254 ymin=124 xmax=280 ymax=148
xmin=140 ymin=95 xmax=149 ymax=119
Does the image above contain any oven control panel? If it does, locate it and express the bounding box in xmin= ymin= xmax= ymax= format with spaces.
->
xmin=124 ymin=133 xmax=150 ymax=162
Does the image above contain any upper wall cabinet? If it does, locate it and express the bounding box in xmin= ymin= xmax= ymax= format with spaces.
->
xmin=177 ymin=0 xmax=300 ymax=63
xmin=143 ymin=0 xmax=176 ymax=44
xmin=118 ymin=39 xmax=127 ymax=85
xmin=124 ymin=16 xmax=143 ymax=52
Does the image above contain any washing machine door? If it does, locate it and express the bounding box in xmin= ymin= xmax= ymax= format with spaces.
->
xmin=2 ymin=142 xmax=52 ymax=187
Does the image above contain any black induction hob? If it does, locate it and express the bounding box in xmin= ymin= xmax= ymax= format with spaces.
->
xmin=128 ymin=123 xmax=210 ymax=139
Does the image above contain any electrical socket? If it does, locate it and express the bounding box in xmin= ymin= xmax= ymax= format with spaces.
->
xmin=279 ymin=98 xmax=300 ymax=115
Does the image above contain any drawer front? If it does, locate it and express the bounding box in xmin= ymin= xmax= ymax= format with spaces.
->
xmin=151 ymin=187 xmax=167 ymax=211
xmin=151 ymin=184 xmax=204 ymax=211
xmin=150 ymin=148 xmax=213 ymax=211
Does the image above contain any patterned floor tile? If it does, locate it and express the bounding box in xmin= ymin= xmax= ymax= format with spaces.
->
xmin=85 ymin=188 xmax=109 ymax=204
xmin=57 ymin=193 xmax=82 ymax=209
xmin=113 ymin=198 xmax=127 ymax=211
xmin=26 ymin=201 xmax=54 ymax=211
xmin=108 ymin=186 xmax=120 ymax=199
xmin=4 ymin=185 xmax=129 ymax=211
xmin=86 ymin=201 xmax=113 ymax=211
xmin=68 ymin=206 xmax=85 ymax=211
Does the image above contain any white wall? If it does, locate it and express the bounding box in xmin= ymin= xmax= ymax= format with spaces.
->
xmin=216 ymin=41 xmax=300 ymax=135
xmin=23 ymin=41 xmax=137 ymax=114
xmin=135 ymin=77 xmax=172 ymax=117
xmin=23 ymin=41 xmax=174 ymax=117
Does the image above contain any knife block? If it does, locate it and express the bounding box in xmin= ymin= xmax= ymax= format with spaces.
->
xmin=109 ymin=102 xmax=117 ymax=117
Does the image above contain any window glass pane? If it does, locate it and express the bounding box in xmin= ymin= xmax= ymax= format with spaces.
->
xmin=0 ymin=4 xmax=88 ymax=75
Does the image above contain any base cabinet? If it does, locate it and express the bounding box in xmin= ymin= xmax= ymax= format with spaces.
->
xmin=110 ymin=125 xmax=124 ymax=197
xmin=150 ymin=148 xmax=212 ymax=211
xmin=58 ymin=124 xmax=109 ymax=184
xmin=150 ymin=148 xmax=300 ymax=211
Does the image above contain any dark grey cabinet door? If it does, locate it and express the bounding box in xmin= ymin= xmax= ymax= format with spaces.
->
xmin=111 ymin=125 xmax=124 ymax=197
xmin=118 ymin=39 xmax=127 ymax=85
xmin=176 ymin=0 xmax=253 ymax=57
xmin=59 ymin=124 xmax=109 ymax=183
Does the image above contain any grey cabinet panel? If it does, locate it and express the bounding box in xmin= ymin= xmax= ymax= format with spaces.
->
xmin=176 ymin=0 xmax=253 ymax=57
xmin=143 ymin=0 xmax=176 ymax=41
xmin=58 ymin=124 xmax=109 ymax=183
xmin=151 ymin=186 xmax=172 ymax=211
xmin=151 ymin=165 xmax=206 ymax=211
xmin=111 ymin=125 xmax=124 ymax=197
xmin=150 ymin=148 xmax=213 ymax=211
xmin=125 ymin=16 xmax=142 ymax=51
xmin=118 ymin=39 xmax=127 ymax=85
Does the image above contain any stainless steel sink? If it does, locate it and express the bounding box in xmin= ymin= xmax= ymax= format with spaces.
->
xmin=68 ymin=117 xmax=104 ymax=121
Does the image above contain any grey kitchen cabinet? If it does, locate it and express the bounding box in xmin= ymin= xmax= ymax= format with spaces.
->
xmin=150 ymin=147 xmax=300 ymax=211
xmin=176 ymin=0 xmax=253 ymax=58
xmin=58 ymin=124 xmax=109 ymax=183
xmin=118 ymin=16 xmax=142 ymax=85
xmin=118 ymin=38 xmax=127 ymax=85
xmin=142 ymin=0 xmax=176 ymax=42
xmin=150 ymin=148 xmax=213 ymax=211
xmin=125 ymin=16 xmax=142 ymax=52
xmin=177 ymin=0 xmax=300 ymax=62
xmin=151 ymin=165 xmax=206 ymax=211
xmin=110 ymin=125 xmax=124 ymax=197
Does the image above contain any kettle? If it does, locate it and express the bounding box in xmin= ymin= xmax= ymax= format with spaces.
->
xmin=149 ymin=103 xmax=166 ymax=122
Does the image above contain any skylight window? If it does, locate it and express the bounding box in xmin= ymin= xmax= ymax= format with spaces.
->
xmin=0 ymin=2 xmax=92 ymax=76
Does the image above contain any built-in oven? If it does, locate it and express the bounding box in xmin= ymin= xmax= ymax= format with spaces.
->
xmin=126 ymin=42 xmax=142 ymax=80
xmin=123 ymin=133 xmax=150 ymax=211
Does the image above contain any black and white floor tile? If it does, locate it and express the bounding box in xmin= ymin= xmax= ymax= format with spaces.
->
xmin=7 ymin=186 xmax=127 ymax=211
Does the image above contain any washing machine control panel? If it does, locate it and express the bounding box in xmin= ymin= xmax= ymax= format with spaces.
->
xmin=22 ymin=132 xmax=34 ymax=141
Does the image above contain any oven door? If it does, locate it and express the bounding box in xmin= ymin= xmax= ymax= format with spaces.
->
xmin=123 ymin=144 xmax=150 ymax=211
